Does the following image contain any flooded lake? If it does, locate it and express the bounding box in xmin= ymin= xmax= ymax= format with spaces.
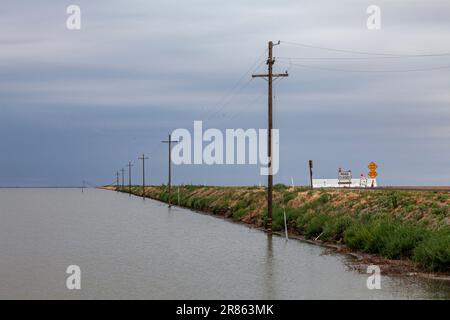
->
xmin=0 ymin=188 xmax=448 ymax=299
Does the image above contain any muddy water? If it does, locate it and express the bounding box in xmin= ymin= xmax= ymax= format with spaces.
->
xmin=0 ymin=188 xmax=448 ymax=299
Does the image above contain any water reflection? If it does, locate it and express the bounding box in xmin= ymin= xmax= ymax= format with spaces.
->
xmin=263 ymin=235 xmax=275 ymax=299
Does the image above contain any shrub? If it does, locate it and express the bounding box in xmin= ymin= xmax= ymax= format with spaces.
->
xmin=295 ymin=209 xmax=315 ymax=231
xmin=191 ymin=197 xmax=207 ymax=210
xmin=212 ymin=203 xmax=229 ymax=215
xmin=322 ymin=215 xmax=353 ymax=241
xmin=159 ymin=192 xmax=169 ymax=202
xmin=344 ymin=223 xmax=374 ymax=251
xmin=233 ymin=199 xmax=249 ymax=211
xmin=284 ymin=207 xmax=305 ymax=225
xmin=281 ymin=191 xmax=297 ymax=205
xmin=431 ymin=206 xmax=448 ymax=217
xmin=232 ymin=208 xmax=249 ymax=220
xmin=185 ymin=197 xmax=195 ymax=207
xmin=274 ymin=183 xmax=288 ymax=191
xmin=413 ymin=228 xmax=450 ymax=272
xmin=304 ymin=214 xmax=331 ymax=238
xmin=380 ymin=191 xmax=399 ymax=209
xmin=309 ymin=193 xmax=331 ymax=209
xmin=344 ymin=217 xmax=428 ymax=259
xmin=261 ymin=207 xmax=290 ymax=231
xmin=377 ymin=222 xmax=427 ymax=259
xmin=272 ymin=207 xmax=286 ymax=231
xmin=435 ymin=194 xmax=448 ymax=203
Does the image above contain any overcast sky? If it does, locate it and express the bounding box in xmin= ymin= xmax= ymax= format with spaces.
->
xmin=1 ymin=0 xmax=449 ymax=186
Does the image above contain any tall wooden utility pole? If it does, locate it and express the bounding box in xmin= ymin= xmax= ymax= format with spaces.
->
xmin=138 ymin=154 xmax=149 ymax=198
xmin=252 ymin=41 xmax=288 ymax=236
xmin=309 ymin=160 xmax=314 ymax=189
xmin=116 ymin=171 xmax=120 ymax=191
xmin=121 ymin=168 xmax=125 ymax=190
xmin=127 ymin=161 xmax=133 ymax=196
xmin=162 ymin=133 xmax=179 ymax=208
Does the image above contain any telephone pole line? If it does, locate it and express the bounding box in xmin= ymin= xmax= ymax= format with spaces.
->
xmin=162 ymin=133 xmax=179 ymax=208
xmin=138 ymin=154 xmax=149 ymax=198
xmin=309 ymin=160 xmax=314 ymax=189
xmin=121 ymin=168 xmax=125 ymax=190
xmin=252 ymin=40 xmax=288 ymax=236
xmin=127 ymin=161 xmax=133 ymax=196
xmin=116 ymin=171 xmax=120 ymax=191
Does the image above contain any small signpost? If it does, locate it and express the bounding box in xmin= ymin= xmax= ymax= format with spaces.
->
xmin=360 ymin=174 xmax=368 ymax=188
xmin=368 ymin=162 xmax=378 ymax=187
xmin=338 ymin=168 xmax=352 ymax=186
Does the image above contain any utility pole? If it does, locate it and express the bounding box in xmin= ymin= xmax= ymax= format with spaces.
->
xmin=116 ymin=171 xmax=120 ymax=191
xmin=121 ymin=168 xmax=125 ymax=190
xmin=138 ymin=154 xmax=149 ymax=198
xmin=162 ymin=133 xmax=179 ymax=208
xmin=252 ymin=40 xmax=288 ymax=236
xmin=309 ymin=160 xmax=314 ymax=189
xmin=127 ymin=161 xmax=133 ymax=196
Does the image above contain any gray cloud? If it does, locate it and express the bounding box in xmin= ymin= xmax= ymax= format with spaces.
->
xmin=0 ymin=0 xmax=449 ymax=186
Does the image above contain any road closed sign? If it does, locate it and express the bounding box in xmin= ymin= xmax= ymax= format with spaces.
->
xmin=338 ymin=169 xmax=352 ymax=185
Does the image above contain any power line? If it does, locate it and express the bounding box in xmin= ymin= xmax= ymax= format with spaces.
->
xmin=280 ymin=40 xmax=450 ymax=57
xmin=277 ymin=56 xmax=450 ymax=61
xmin=227 ymin=74 xmax=288 ymax=123
xmin=208 ymin=53 xmax=292 ymax=121
xmin=199 ymin=49 xmax=268 ymax=121
xmin=279 ymin=60 xmax=450 ymax=73
xmin=228 ymin=91 xmax=266 ymax=120
xmin=205 ymin=77 xmax=255 ymax=121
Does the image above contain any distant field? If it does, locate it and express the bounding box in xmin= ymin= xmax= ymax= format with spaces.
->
xmin=326 ymin=186 xmax=450 ymax=192
xmin=378 ymin=186 xmax=450 ymax=192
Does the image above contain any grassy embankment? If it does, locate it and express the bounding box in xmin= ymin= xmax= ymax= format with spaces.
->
xmin=112 ymin=185 xmax=449 ymax=273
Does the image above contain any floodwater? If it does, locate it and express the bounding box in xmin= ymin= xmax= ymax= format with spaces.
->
xmin=0 ymin=188 xmax=448 ymax=299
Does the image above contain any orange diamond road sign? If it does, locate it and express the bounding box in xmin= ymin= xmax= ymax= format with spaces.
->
xmin=368 ymin=162 xmax=378 ymax=180
xmin=368 ymin=162 xmax=378 ymax=170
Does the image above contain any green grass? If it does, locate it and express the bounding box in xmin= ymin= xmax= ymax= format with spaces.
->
xmin=413 ymin=228 xmax=450 ymax=272
xmin=344 ymin=217 xmax=427 ymax=259
xmin=322 ymin=215 xmax=353 ymax=241
xmin=232 ymin=208 xmax=249 ymax=220
xmin=431 ymin=206 xmax=449 ymax=217
xmin=281 ymin=191 xmax=296 ymax=205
